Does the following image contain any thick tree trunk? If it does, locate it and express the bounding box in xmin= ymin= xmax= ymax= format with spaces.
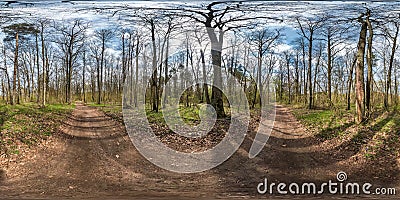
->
xmin=207 ymin=27 xmax=226 ymax=118
xmin=355 ymin=18 xmax=367 ymax=123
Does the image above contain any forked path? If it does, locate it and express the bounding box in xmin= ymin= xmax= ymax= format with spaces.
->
xmin=0 ymin=104 xmax=397 ymax=199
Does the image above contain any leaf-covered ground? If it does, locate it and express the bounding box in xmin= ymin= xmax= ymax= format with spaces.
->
xmin=89 ymin=103 xmax=237 ymax=153
xmin=0 ymin=103 xmax=398 ymax=199
xmin=291 ymin=105 xmax=400 ymax=183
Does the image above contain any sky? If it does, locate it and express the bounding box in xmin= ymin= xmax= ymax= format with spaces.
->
xmin=0 ymin=1 xmax=399 ymax=72
xmin=0 ymin=1 xmax=398 ymax=42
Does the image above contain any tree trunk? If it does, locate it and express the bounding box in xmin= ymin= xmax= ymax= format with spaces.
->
xmin=17 ymin=63 xmax=20 ymax=104
xmin=355 ymin=18 xmax=367 ymax=123
xmin=295 ymin=52 xmax=300 ymax=102
xmin=385 ymin=23 xmax=399 ymax=110
xmin=365 ymin=13 xmax=373 ymax=115
xmin=308 ymin=31 xmax=313 ymax=109
xmin=134 ymin=35 xmax=139 ymax=107
xmin=36 ymin=33 xmax=40 ymax=104
xmin=97 ymin=56 xmax=101 ymax=104
xmin=313 ymin=45 xmax=321 ymax=105
xmin=41 ymin=24 xmax=46 ymax=107
xmin=286 ymin=53 xmax=291 ymax=104
xmin=1 ymin=76 xmax=4 ymax=102
xmin=301 ymin=38 xmax=307 ymax=105
xmin=257 ymin=45 xmax=263 ymax=106
xmin=395 ymin=64 xmax=398 ymax=106
xmin=122 ymin=34 xmax=127 ymax=100
xmin=150 ymin=20 xmax=158 ymax=112
xmin=347 ymin=56 xmax=356 ymax=111
xmin=163 ymin=36 xmax=169 ymax=108
xmin=207 ymin=27 xmax=226 ymax=118
xmin=83 ymin=51 xmax=86 ymax=103
xmin=327 ymin=32 xmax=332 ymax=105
xmin=12 ymin=32 xmax=19 ymax=105
xmin=100 ymin=37 xmax=105 ymax=104
xmin=200 ymin=49 xmax=210 ymax=104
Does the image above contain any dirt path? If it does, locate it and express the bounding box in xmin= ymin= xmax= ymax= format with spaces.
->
xmin=0 ymin=104 xmax=398 ymax=199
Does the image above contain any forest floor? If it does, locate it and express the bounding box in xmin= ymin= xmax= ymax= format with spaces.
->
xmin=0 ymin=103 xmax=398 ymax=199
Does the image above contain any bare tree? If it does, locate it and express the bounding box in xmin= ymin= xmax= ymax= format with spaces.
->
xmin=248 ymin=28 xmax=281 ymax=106
xmin=365 ymin=11 xmax=374 ymax=115
xmin=382 ymin=16 xmax=399 ymax=110
xmin=160 ymin=2 xmax=282 ymax=117
xmin=54 ymin=20 xmax=87 ymax=104
xmin=296 ymin=16 xmax=324 ymax=109
xmin=3 ymin=23 xmax=39 ymax=105
xmin=94 ymin=29 xmax=113 ymax=104
xmin=355 ymin=11 xmax=368 ymax=123
xmin=37 ymin=19 xmax=50 ymax=107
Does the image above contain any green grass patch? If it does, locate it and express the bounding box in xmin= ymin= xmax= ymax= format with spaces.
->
xmin=0 ymin=103 xmax=74 ymax=156
xmin=146 ymin=110 xmax=165 ymax=124
xmin=291 ymin=106 xmax=355 ymax=140
xmin=295 ymin=109 xmax=333 ymax=127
